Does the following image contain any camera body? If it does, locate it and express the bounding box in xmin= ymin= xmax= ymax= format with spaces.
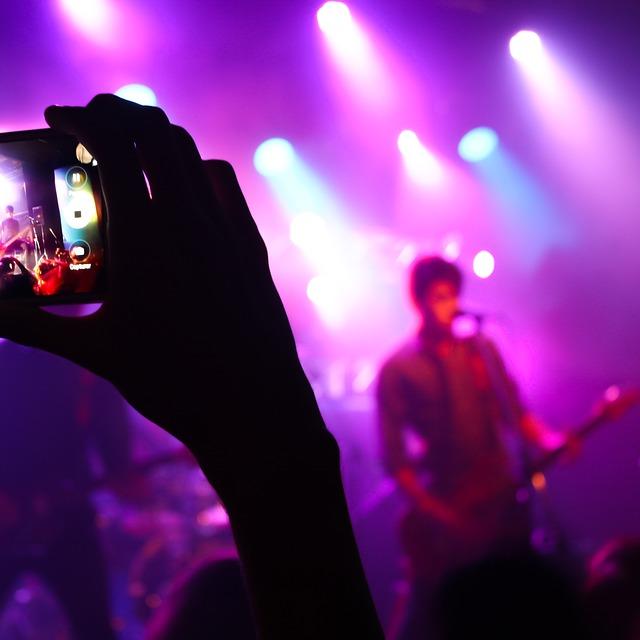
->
xmin=0 ymin=128 xmax=107 ymax=303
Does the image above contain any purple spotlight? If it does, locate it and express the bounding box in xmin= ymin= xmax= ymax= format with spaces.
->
xmin=317 ymin=2 xmax=353 ymax=36
xmin=473 ymin=250 xmax=495 ymax=279
xmin=509 ymin=30 xmax=543 ymax=65
xmin=59 ymin=0 xmax=114 ymax=43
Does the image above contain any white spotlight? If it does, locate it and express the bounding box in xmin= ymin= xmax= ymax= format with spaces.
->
xmin=509 ymin=30 xmax=543 ymax=65
xmin=473 ymin=250 xmax=496 ymax=279
xmin=316 ymin=2 xmax=353 ymax=36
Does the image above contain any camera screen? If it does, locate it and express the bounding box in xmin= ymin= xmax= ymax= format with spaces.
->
xmin=0 ymin=132 xmax=105 ymax=301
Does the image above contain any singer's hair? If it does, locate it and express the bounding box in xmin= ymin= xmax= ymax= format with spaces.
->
xmin=410 ymin=256 xmax=463 ymax=304
xmin=5 ymin=205 xmax=14 ymax=214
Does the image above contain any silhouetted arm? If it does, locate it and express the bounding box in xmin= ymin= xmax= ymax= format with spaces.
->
xmin=0 ymin=95 xmax=383 ymax=639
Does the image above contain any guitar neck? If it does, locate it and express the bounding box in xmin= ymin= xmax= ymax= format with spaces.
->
xmin=532 ymin=413 xmax=604 ymax=476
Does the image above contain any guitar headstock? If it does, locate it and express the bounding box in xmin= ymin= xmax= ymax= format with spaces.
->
xmin=594 ymin=386 xmax=640 ymax=422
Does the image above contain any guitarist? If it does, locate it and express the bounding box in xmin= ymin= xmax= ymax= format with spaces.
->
xmin=377 ymin=256 xmax=566 ymax=640
xmin=1 ymin=206 xmax=20 ymax=246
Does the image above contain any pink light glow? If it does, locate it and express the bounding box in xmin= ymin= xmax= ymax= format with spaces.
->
xmin=397 ymin=130 xmax=443 ymax=187
xmin=317 ymin=2 xmax=392 ymax=107
xmin=352 ymin=360 xmax=377 ymax=393
xmin=290 ymin=212 xmax=329 ymax=253
xmin=307 ymin=275 xmax=345 ymax=328
xmin=442 ymin=235 xmax=462 ymax=261
xmin=59 ymin=0 xmax=116 ymax=45
xmin=513 ymin=41 xmax=639 ymax=219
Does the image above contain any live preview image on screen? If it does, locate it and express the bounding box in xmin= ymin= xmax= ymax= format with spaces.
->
xmin=0 ymin=133 xmax=105 ymax=301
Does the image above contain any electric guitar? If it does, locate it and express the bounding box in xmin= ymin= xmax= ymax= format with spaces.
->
xmin=400 ymin=386 xmax=640 ymax=579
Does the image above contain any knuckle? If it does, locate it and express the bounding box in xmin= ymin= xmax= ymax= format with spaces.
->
xmin=88 ymin=93 xmax=121 ymax=110
xmin=142 ymin=105 xmax=170 ymax=127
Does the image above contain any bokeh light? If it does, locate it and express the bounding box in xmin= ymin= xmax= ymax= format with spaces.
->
xmin=442 ymin=235 xmax=462 ymax=261
xmin=473 ymin=250 xmax=496 ymax=279
xmin=253 ymin=138 xmax=296 ymax=177
xmin=509 ymin=30 xmax=543 ymax=65
xmin=115 ymin=84 xmax=158 ymax=107
xmin=458 ymin=127 xmax=499 ymax=163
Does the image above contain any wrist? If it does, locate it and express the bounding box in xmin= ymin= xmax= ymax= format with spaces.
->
xmin=195 ymin=425 xmax=341 ymax=510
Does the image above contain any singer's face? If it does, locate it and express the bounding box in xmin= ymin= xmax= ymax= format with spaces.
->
xmin=420 ymin=280 xmax=459 ymax=329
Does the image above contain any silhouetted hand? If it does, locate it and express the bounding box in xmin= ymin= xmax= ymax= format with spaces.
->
xmin=0 ymin=95 xmax=331 ymax=495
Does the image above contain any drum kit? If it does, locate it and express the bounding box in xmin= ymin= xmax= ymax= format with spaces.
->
xmin=0 ymin=453 xmax=235 ymax=639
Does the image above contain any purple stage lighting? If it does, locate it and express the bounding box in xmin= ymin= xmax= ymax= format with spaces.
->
xmin=59 ymin=0 xmax=114 ymax=43
xmin=509 ymin=30 xmax=543 ymax=65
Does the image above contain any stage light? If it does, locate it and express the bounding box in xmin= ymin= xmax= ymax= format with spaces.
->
xmin=397 ymin=130 xmax=442 ymax=186
xmin=307 ymin=275 xmax=328 ymax=303
xmin=473 ymin=250 xmax=495 ymax=279
xmin=509 ymin=30 xmax=543 ymax=65
xmin=307 ymin=275 xmax=343 ymax=326
xmin=397 ymin=130 xmax=419 ymax=155
xmin=442 ymin=236 xmax=461 ymax=261
xmin=115 ymin=84 xmax=158 ymax=107
xmin=290 ymin=212 xmax=329 ymax=253
xmin=317 ymin=2 xmax=353 ymax=37
xmin=253 ymin=138 xmax=296 ymax=177
xmin=59 ymin=0 xmax=113 ymax=42
xmin=458 ymin=127 xmax=499 ymax=163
